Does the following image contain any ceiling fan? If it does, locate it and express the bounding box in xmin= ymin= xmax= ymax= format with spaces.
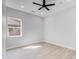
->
xmin=33 ymin=0 xmax=55 ymax=11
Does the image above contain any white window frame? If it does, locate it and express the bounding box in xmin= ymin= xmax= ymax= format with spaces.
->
xmin=7 ymin=17 xmax=22 ymax=37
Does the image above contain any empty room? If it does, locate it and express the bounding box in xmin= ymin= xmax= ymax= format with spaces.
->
xmin=4 ymin=0 xmax=76 ymax=59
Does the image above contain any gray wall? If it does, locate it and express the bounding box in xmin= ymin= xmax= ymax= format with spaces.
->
xmin=6 ymin=6 xmax=76 ymax=50
xmin=6 ymin=7 xmax=43 ymax=49
xmin=44 ymin=7 xmax=76 ymax=50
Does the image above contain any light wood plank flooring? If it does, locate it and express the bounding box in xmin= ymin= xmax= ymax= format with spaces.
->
xmin=6 ymin=42 xmax=76 ymax=59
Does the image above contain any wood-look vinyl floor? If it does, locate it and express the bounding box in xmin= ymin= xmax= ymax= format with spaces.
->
xmin=6 ymin=42 xmax=76 ymax=59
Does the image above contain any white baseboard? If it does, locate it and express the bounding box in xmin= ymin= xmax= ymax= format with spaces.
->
xmin=44 ymin=40 xmax=76 ymax=51
xmin=6 ymin=41 xmax=43 ymax=50
xmin=7 ymin=40 xmax=76 ymax=51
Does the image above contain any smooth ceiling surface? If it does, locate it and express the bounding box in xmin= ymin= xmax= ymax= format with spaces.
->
xmin=6 ymin=0 xmax=76 ymax=17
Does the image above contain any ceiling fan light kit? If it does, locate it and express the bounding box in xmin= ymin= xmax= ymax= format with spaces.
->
xmin=33 ymin=0 xmax=55 ymax=11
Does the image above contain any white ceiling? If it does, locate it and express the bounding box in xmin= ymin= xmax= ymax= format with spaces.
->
xmin=6 ymin=0 xmax=76 ymax=17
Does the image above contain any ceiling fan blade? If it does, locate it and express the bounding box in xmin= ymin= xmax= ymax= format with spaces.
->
xmin=38 ymin=7 xmax=44 ymax=10
xmin=43 ymin=0 xmax=46 ymax=5
xmin=46 ymin=3 xmax=55 ymax=6
xmin=33 ymin=2 xmax=42 ymax=6
xmin=45 ymin=6 xmax=50 ymax=11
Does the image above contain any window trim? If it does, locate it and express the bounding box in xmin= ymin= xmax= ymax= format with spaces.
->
xmin=7 ymin=17 xmax=22 ymax=37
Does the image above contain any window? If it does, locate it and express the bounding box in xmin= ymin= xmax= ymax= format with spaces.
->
xmin=7 ymin=17 xmax=22 ymax=37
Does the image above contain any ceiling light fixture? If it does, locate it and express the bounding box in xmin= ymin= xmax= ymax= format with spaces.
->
xmin=40 ymin=12 xmax=43 ymax=15
xmin=21 ymin=5 xmax=24 ymax=8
